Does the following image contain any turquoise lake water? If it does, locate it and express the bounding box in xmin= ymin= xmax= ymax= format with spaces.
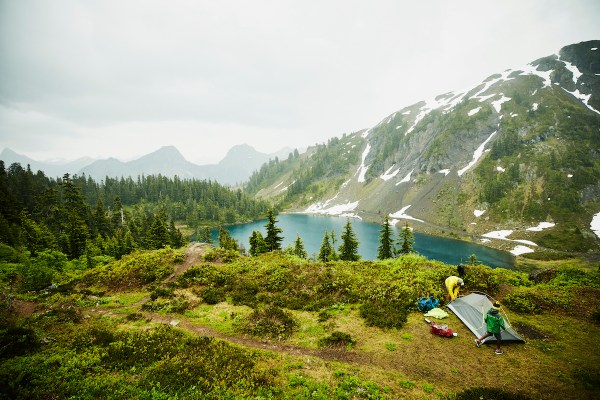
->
xmin=213 ymin=214 xmax=515 ymax=268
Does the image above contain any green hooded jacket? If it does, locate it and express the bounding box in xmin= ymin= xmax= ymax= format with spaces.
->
xmin=484 ymin=309 xmax=505 ymax=334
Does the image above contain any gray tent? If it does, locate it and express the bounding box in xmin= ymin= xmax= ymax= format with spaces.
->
xmin=447 ymin=292 xmax=524 ymax=343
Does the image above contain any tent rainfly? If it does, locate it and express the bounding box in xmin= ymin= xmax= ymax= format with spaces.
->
xmin=447 ymin=292 xmax=525 ymax=343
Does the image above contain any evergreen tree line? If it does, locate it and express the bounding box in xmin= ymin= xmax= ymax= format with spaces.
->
xmin=245 ymin=136 xmax=362 ymax=202
xmin=0 ymin=161 xmax=271 ymax=262
xmin=220 ymin=212 xmax=416 ymax=262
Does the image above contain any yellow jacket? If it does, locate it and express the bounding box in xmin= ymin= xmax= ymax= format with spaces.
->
xmin=445 ymin=276 xmax=463 ymax=300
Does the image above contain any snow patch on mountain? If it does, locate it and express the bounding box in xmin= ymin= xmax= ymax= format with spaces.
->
xmin=438 ymin=169 xmax=451 ymax=176
xmin=389 ymin=205 xmax=424 ymax=223
xmin=562 ymin=88 xmax=600 ymax=115
xmin=468 ymin=107 xmax=481 ymax=116
xmin=470 ymin=70 xmax=514 ymax=101
xmin=380 ymin=165 xmax=400 ymax=181
xmin=396 ymin=169 xmax=413 ymax=185
xmin=591 ymin=211 xmax=600 ymax=238
xmin=305 ymin=200 xmax=360 ymax=216
xmin=482 ymin=230 xmax=538 ymax=247
xmin=519 ymin=63 xmax=553 ymax=87
xmin=458 ymin=130 xmax=497 ymax=176
xmin=561 ymin=59 xmax=583 ymax=83
xmin=356 ymin=144 xmax=371 ymax=182
xmin=526 ymin=222 xmax=555 ymax=231
xmin=531 ymin=103 xmax=539 ymax=111
xmin=491 ymin=95 xmax=511 ymax=113
xmin=405 ymin=91 xmax=468 ymax=135
xmin=511 ymin=245 xmax=535 ymax=256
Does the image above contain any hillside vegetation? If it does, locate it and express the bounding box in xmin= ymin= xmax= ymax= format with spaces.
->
xmin=2 ymin=244 xmax=599 ymax=399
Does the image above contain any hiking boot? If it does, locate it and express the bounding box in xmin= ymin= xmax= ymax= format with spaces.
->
xmin=495 ymin=349 xmax=503 ymax=355
xmin=474 ymin=339 xmax=481 ymax=348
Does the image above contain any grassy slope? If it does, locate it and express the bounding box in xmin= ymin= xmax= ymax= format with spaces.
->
xmin=2 ymin=245 xmax=599 ymax=399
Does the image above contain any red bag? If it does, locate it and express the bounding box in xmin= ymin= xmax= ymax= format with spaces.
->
xmin=430 ymin=323 xmax=455 ymax=338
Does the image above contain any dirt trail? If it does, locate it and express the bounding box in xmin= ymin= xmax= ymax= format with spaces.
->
xmin=96 ymin=242 xmax=377 ymax=367
xmin=130 ymin=242 xmax=209 ymax=307
xmin=167 ymin=242 xmax=209 ymax=281
xmin=144 ymin=312 xmax=370 ymax=366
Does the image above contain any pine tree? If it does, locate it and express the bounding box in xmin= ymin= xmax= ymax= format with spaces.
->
xmin=198 ymin=226 xmax=212 ymax=243
xmin=293 ymin=234 xmax=307 ymax=259
xmin=218 ymin=226 xmax=238 ymax=252
xmin=339 ymin=219 xmax=360 ymax=261
xmin=148 ymin=212 xmax=169 ymax=249
xmin=60 ymin=174 xmax=89 ymax=259
xmin=249 ymin=230 xmax=267 ymax=256
xmin=396 ymin=223 xmax=415 ymax=255
xmin=318 ymin=230 xmax=333 ymax=262
xmin=377 ymin=216 xmax=395 ymax=260
xmin=468 ymin=253 xmax=480 ymax=265
xmin=169 ymin=220 xmax=184 ymax=248
xmin=264 ymin=209 xmax=283 ymax=252
xmin=329 ymin=230 xmax=339 ymax=260
xmin=91 ymin=199 xmax=109 ymax=238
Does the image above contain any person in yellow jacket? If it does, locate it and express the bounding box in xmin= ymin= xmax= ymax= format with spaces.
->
xmin=445 ymin=275 xmax=464 ymax=301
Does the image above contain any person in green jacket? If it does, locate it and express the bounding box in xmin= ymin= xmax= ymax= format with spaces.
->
xmin=475 ymin=301 xmax=506 ymax=354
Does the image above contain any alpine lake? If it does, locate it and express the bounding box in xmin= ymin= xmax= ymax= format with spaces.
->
xmin=213 ymin=213 xmax=515 ymax=268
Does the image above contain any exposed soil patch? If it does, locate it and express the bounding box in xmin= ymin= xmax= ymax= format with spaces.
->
xmin=167 ymin=242 xmax=210 ymax=282
xmin=512 ymin=322 xmax=550 ymax=340
xmin=11 ymin=300 xmax=38 ymax=318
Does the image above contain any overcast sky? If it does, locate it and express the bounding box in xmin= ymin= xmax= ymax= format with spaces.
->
xmin=1 ymin=0 xmax=599 ymax=164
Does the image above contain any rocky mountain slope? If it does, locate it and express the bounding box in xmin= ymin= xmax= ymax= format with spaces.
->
xmin=248 ymin=40 xmax=600 ymax=255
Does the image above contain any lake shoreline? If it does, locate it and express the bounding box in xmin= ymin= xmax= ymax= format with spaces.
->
xmin=221 ymin=213 xmax=516 ymax=268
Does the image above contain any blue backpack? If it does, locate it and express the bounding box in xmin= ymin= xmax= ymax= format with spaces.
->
xmin=418 ymin=296 xmax=439 ymax=312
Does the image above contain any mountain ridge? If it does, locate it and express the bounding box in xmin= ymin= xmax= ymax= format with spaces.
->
xmin=0 ymin=144 xmax=293 ymax=185
xmin=246 ymin=40 xmax=600 ymax=255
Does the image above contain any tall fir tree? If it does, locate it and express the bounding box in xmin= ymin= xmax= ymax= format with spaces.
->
xmin=249 ymin=230 xmax=267 ymax=256
xmin=148 ymin=211 xmax=170 ymax=249
xmin=264 ymin=209 xmax=283 ymax=251
xmin=377 ymin=216 xmax=395 ymax=260
xmin=318 ymin=230 xmax=333 ymax=262
xmin=339 ymin=219 xmax=360 ymax=261
xmin=198 ymin=226 xmax=212 ymax=243
xmin=218 ymin=226 xmax=238 ymax=252
xmin=396 ymin=223 xmax=415 ymax=255
xmin=168 ymin=220 xmax=184 ymax=248
xmin=60 ymin=174 xmax=89 ymax=259
xmin=293 ymin=234 xmax=307 ymax=259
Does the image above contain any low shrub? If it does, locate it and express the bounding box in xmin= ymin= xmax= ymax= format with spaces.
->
xmin=139 ymin=336 xmax=271 ymax=396
xmin=360 ymin=299 xmax=409 ymax=329
xmin=203 ymin=247 xmax=239 ymax=263
xmin=503 ymin=290 xmax=542 ymax=314
xmin=104 ymin=324 xmax=186 ymax=368
xmin=231 ymin=282 xmax=260 ymax=308
xmin=234 ymin=305 xmax=297 ymax=339
xmin=0 ymin=325 xmax=38 ymax=359
xmin=201 ymin=286 xmax=226 ymax=304
xmin=142 ymin=296 xmax=190 ymax=313
xmin=150 ymin=287 xmax=174 ymax=300
xmin=81 ymin=248 xmax=180 ymax=289
xmin=318 ymin=331 xmax=355 ymax=348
